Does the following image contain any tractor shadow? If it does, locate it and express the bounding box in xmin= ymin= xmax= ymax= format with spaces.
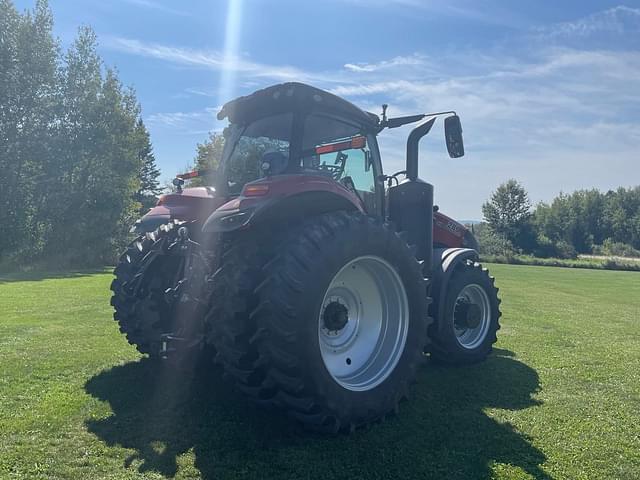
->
xmin=85 ymin=348 xmax=551 ymax=479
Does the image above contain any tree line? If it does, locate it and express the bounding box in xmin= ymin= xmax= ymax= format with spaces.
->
xmin=0 ymin=0 xmax=161 ymax=269
xmin=478 ymin=180 xmax=640 ymax=259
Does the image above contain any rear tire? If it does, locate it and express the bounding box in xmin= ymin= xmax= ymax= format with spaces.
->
xmin=429 ymin=260 xmax=501 ymax=365
xmin=210 ymin=211 xmax=431 ymax=432
xmin=205 ymin=239 xmax=273 ymax=387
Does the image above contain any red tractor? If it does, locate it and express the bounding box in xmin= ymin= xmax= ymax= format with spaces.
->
xmin=111 ymin=82 xmax=500 ymax=433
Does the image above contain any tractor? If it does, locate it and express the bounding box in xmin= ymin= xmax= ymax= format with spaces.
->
xmin=111 ymin=82 xmax=500 ymax=433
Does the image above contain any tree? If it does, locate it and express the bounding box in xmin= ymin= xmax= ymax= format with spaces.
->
xmin=481 ymin=181 xmax=640 ymax=259
xmin=187 ymin=131 xmax=225 ymax=187
xmin=134 ymin=119 xmax=161 ymax=212
xmin=473 ymin=222 xmax=516 ymax=256
xmin=0 ymin=0 xmax=59 ymax=262
xmin=482 ymin=179 xmax=532 ymax=248
xmin=602 ymin=186 xmax=640 ymax=249
xmin=42 ymin=26 xmax=109 ymax=262
xmin=1 ymin=0 xmax=156 ymax=268
xmin=533 ymin=187 xmax=640 ymax=254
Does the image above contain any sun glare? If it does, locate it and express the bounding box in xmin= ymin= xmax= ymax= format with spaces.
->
xmin=218 ymin=0 xmax=244 ymax=106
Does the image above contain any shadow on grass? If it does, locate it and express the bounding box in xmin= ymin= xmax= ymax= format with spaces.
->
xmin=0 ymin=268 xmax=110 ymax=284
xmin=85 ymin=348 xmax=550 ymax=479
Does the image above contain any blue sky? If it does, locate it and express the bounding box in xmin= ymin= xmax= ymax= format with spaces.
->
xmin=15 ymin=0 xmax=640 ymax=219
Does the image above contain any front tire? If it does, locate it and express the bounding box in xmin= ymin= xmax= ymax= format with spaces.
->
xmin=211 ymin=211 xmax=431 ymax=432
xmin=110 ymin=221 xmax=210 ymax=362
xmin=429 ymin=260 xmax=501 ymax=364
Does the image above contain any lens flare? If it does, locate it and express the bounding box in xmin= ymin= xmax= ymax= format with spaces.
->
xmin=217 ymin=0 xmax=244 ymax=106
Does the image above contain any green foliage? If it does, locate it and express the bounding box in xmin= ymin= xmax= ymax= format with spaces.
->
xmin=531 ymin=234 xmax=576 ymax=259
xmin=0 ymin=1 xmax=160 ymax=268
xmin=0 ymin=0 xmax=58 ymax=261
xmin=189 ymin=131 xmax=224 ymax=187
xmin=533 ymin=186 xmax=640 ymax=254
xmin=593 ymin=238 xmax=640 ymax=258
xmin=482 ymin=179 xmax=532 ymax=248
xmin=480 ymin=181 xmax=640 ymax=261
xmin=473 ymin=222 xmax=516 ymax=256
xmin=134 ymin=119 xmax=161 ymax=212
xmin=480 ymin=253 xmax=640 ymax=272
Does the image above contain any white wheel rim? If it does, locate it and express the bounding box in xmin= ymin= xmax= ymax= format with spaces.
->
xmin=318 ymin=256 xmax=409 ymax=392
xmin=453 ymin=283 xmax=491 ymax=349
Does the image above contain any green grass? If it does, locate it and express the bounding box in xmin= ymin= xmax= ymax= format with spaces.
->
xmin=1 ymin=265 xmax=639 ymax=479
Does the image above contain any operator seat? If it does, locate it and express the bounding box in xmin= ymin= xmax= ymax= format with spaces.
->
xmin=261 ymin=151 xmax=288 ymax=177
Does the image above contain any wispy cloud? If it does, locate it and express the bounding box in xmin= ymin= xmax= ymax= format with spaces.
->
xmin=532 ymin=5 xmax=640 ymax=39
xmin=344 ymin=54 xmax=427 ymax=72
xmin=337 ymin=0 xmax=525 ymax=28
xmin=333 ymin=47 xmax=640 ymax=139
xmin=146 ymin=107 xmax=219 ymax=131
xmin=104 ymin=37 xmax=337 ymax=84
xmin=184 ymin=88 xmax=216 ymax=98
xmin=121 ymin=0 xmax=190 ymax=17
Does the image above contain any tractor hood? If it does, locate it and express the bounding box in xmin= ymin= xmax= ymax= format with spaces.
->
xmin=132 ymin=187 xmax=225 ymax=234
xmin=217 ymin=82 xmax=380 ymax=131
xmin=433 ymin=210 xmax=476 ymax=249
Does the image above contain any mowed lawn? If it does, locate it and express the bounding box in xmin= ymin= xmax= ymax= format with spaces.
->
xmin=0 ymin=264 xmax=638 ymax=480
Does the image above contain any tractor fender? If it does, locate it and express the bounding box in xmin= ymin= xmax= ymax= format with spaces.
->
xmin=203 ymin=190 xmax=362 ymax=233
xmin=131 ymin=214 xmax=171 ymax=234
xmin=429 ymin=247 xmax=479 ymax=335
xmin=132 ymin=187 xmax=223 ymax=234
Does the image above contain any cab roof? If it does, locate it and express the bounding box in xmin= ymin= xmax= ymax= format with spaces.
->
xmin=217 ymin=82 xmax=380 ymax=131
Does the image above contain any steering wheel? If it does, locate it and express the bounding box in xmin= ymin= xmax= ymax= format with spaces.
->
xmin=380 ymin=170 xmax=407 ymax=187
xmin=317 ymin=152 xmax=347 ymax=181
xmin=317 ymin=163 xmax=343 ymax=181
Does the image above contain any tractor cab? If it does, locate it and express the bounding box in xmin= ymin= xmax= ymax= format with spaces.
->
xmin=209 ymin=82 xmax=466 ymax=268
xmin=213 ymin=83 xmax=384 ymax=216
xmin=139 ymin=82 xmax=469 ymax=260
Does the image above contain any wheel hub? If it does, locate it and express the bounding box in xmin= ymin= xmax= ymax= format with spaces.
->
xmin=454 ymin=299 xmax=482 ymax=329
xmin=322 ymin=301 xmax=349 ymax=332
xmin=453 ymin=283 xmax=492 ymax=350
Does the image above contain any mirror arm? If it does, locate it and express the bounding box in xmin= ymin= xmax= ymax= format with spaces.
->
xmin=424 ymin=110 xmax=457 ymax=117
xmin=382 ymin=110 xmax=457 ymax=130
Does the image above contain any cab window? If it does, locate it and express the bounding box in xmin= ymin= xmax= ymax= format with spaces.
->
xmin=314 ymin=147 xmax=375 ymax=193
xmin=225 ymin=113 xmax=292 ymax=195
xmin=300 ymin=115 xmax=377 ymax=212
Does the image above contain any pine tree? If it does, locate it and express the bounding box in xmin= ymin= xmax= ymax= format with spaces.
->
xmin=134 ymin=119 xmax=161 ymax=212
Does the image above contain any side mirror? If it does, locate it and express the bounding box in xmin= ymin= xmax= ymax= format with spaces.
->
xmin=444 ymin=115 xmax=464 ymax=158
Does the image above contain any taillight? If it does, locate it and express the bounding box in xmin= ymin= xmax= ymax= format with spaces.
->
xmin=176 ymin=170 xmax=199 ymax=180
xmin=315 ymin=135 xmax=366 ymax=155
xmin=242 ymin=184 xmax=270 ymax=196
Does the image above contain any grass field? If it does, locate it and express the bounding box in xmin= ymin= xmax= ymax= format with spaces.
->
xmin=1 ymin=264 xmax=639 ymax=480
